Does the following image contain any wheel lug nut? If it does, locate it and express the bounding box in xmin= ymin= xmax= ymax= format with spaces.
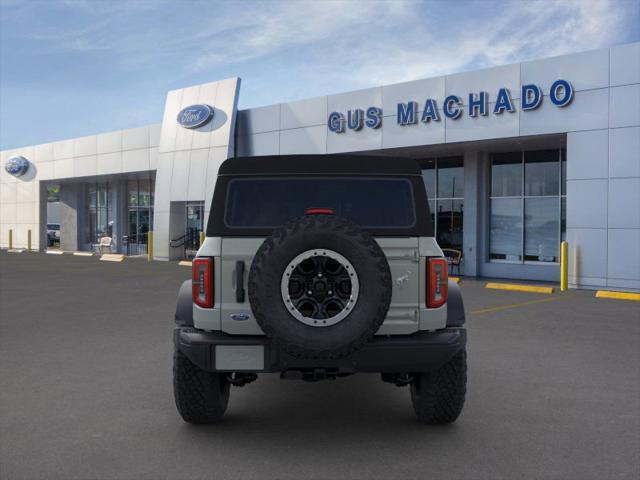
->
xmin=317 ymin=273 xmax=323 ymax=278
xmin=328 ymin=290 xmax=332 ymax=295
xmin=307 ymin=290 xmax=313 ymax=295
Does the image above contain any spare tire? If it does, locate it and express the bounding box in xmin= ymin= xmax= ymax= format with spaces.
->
xmin=248 ymin=213 xmax=392 ymax=359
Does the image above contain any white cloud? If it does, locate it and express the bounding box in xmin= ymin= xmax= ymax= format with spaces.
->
xmin=329 ymin=0 xmax=627 ymax=88
xmin=11 ymin=0 xmax=631 ymax=79
xmin=189 ymin=1 xmax=410 ymax=70
xmin=1 ymin=0 xmax=637 ymax=148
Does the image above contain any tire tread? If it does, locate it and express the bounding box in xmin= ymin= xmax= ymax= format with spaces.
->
xmin=173 ymin=348 xmax=230 ymax=424
xmin=411 ymin=349 xmax=467 ymax=424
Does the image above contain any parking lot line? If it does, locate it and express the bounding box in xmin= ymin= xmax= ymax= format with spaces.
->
xmin=485 ymin=282 xmax=554 ymax=294
xmin=470 ymin=295 xmax=568 ymax=316
xmin=595 ymin=290 xmax=640 ymax=302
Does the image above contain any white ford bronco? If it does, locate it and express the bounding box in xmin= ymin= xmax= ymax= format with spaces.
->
xmin=173 ymin=155 xmax=467 ymax=424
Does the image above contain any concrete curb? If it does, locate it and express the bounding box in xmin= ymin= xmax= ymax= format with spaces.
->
xmin=595 ymin=290 xmax=640 ymax=302
xmin=485 ymin=282 xmax=554 ymax=294
xmin=100 ymin=254 xmax=125 ymax=262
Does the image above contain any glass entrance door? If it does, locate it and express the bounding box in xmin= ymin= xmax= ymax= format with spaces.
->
xmin=126 ymin=209 xmax=151 ymax=255
xmin=125 ymin=178 xmax=154 ymax=256
xmin=185 ymin=202 xmax=204 ymax=259
xmin=85 ymin=182 xmax=114 ymax=252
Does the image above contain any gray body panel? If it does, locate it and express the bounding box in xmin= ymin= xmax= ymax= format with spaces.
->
xmin=193 ymin=235 xmax=447 ymax=333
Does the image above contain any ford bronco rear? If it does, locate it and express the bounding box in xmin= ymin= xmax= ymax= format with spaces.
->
xmin=173 ymin=155 xmax=467 ymax=424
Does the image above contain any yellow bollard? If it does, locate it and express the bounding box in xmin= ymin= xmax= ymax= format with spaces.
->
xmin=560 ymin=241 xmax=568 ymax=292
xmin=147 ymin=231 xmax=153 ymax=262
xmin=199 ymin=230 xmax=205 ymax=248
xmin=28 ymin=229 xmax=32 ymax=252
xmin=8 ymin=229 xmax=12 ymax=250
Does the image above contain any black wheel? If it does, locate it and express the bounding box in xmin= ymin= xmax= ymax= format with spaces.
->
xmin=248 ymin=213 xmax=392 ymax=359
xmin=173 ymin=347 xmax=230 ymax=424
xmin=410 ymin=348 xmax=467 ymax=424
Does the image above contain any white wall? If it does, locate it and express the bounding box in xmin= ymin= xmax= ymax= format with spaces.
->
xmin=0 ymin=124 xmax=160 ymax=250
xmin=152 ymin=77 xmax=240 ymax=260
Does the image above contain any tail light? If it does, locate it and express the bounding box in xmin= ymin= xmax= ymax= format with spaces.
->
xmin=427 ymin=257 xmax=448 ymax=308
xmin=192 ymin=257 xmax=214 ymax=308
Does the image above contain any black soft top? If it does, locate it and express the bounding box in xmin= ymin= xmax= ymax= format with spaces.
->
xmin=218 ymin=155 xmax=422 ymax=176
xmin=207 ymin=154 xmax=432 ymax=237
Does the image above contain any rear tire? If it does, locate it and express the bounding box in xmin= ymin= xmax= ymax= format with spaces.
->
xmin=173 ymin=348 xmax=230 ymax=424
xmin=410 ymin=348 xmax=467 ymax=424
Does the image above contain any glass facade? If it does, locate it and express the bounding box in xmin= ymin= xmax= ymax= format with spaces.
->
xmin=185 ymin=201 xmax=205 ymax=258
xmin=86 ymin=182 xmax=113 ymax=246
xmin=421 ymin=157 xmax=464 ymax=251
xmin=489 ymin=149 xmax=566 ymax=263
xmin=126 ymin=178 xmax=154 ymax=255
xmin=82 ymin=177 xmax=155 ymax=254
xmin=46 ymin=184 xmax=61 ymax=248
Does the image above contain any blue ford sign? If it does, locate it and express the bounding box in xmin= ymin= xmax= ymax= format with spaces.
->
xmin=176 ymin=104 xmax=214 ymax=129
xmin=4 ymin=156 xmax=29 ymax=177
xmin=328 ymin=79 xmax=574 ymax=133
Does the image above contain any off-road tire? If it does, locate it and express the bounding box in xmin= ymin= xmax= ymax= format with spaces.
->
xmin=410 ymin=348 xmax=467 ymax=424
xmin=248 ymin=213 xmax=392 ymax=360
xmin=173 ymin=348 xmax=230 ymax=424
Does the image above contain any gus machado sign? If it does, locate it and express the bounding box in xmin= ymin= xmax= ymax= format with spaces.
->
xmin=328 ymin=79 xmax=573 ymax=133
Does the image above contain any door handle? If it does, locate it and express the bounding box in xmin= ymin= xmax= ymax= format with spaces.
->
xmin=236 ymin=261 xmax=245 ymax=303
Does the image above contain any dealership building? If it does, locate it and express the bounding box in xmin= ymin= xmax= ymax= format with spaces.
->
xmin=1 ymin=42 xmax=639 ymax=291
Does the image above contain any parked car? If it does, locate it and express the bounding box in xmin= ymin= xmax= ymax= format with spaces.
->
xmin=173 ymin=155 xmax=467 ymax=424
xmin=47 ymin=223 xmax=60 ymax=246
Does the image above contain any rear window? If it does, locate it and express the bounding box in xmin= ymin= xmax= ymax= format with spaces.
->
xmin=224 ymin=177 xmax=416 ymax=229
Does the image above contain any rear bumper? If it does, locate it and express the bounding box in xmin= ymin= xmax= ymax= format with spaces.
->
xmin=174 ymin=327 xmax=466 ymax=374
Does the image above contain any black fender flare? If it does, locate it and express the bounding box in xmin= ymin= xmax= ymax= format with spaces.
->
xmin=175 ymin=280 xmax=193 ymax=327
xmin=446 ymin=280 xmax=466 ymax=327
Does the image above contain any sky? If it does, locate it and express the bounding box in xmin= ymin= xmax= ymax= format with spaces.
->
xmin=1 ymin=0 xmax=639 ymax=150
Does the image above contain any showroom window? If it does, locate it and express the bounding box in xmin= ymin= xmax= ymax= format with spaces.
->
xmin=86 ymin=182 xmax=113 ymax=245
xmin=421 ymin=157 xmax=464 ymax=250
xmin=185 ymin=201 xmax=205 ymax=258
xmin=126 ymin=178 xmax=154 ymax=256
xmin=489 ymin=149 xmax=566 ymax=263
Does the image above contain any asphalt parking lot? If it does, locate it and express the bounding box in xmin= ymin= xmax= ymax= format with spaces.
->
xmin=1 ymin=251 xmax=638 ymax=480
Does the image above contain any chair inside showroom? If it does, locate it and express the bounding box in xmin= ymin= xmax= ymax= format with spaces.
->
xmin=441 ymin=248 xmax=462 ymax=275
xmin=94 ymin=236 xmax=113 ymax=254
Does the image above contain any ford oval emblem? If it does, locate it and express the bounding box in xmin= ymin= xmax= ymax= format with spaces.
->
xmin=176 ymin=104 xmax=214 ymax=129
xmin=5 ymin=156 xmax=30 ymax=177
xmin=230 ymin=313 xmax=251 ymax=321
